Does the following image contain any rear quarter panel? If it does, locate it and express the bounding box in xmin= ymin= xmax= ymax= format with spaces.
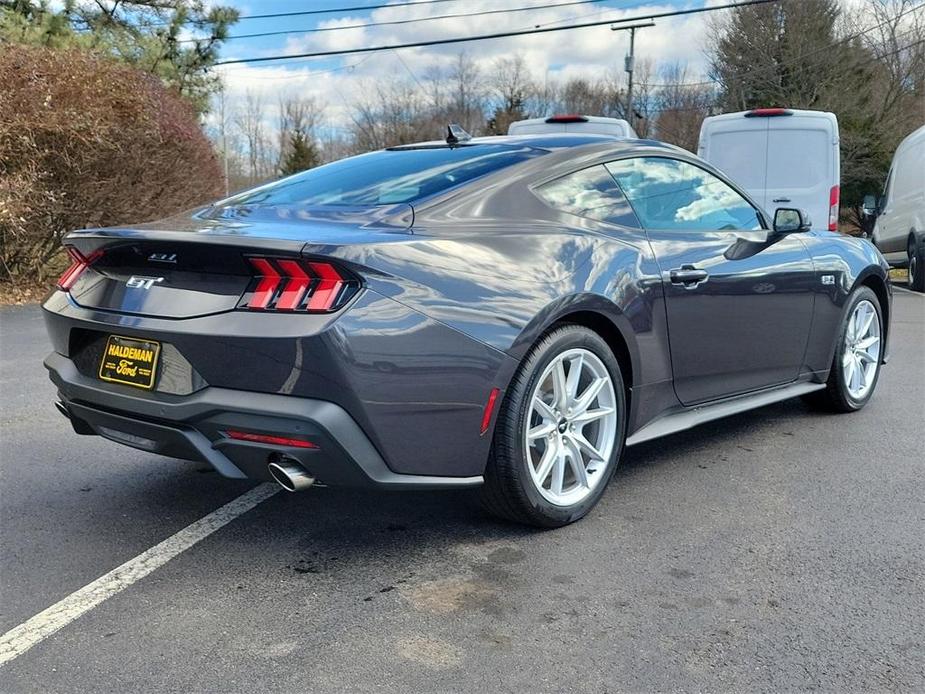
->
xmin=310 ymin=152 xmax=676 ymax=438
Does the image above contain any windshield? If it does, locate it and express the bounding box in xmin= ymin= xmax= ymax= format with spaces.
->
xmin=218 ymin=145 xmax=545 ymax=208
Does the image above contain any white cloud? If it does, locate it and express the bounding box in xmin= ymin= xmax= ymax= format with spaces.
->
xmin=214 ymin=1 xmax=718 ymax=132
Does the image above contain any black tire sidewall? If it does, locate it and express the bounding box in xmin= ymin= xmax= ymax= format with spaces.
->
xmin=830 ymin=286 xmax=883 ymax=410
xmin=909 ymin=236 xmax=925 ymax=292
xmin=498 ymin=326 xmax=627 ymax=526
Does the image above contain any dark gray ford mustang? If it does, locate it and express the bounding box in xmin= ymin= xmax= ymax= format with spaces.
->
xmin=44 ymin=133 xmax=891 ymax=526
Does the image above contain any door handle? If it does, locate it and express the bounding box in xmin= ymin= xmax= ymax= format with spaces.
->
xmin=772 ymin=197 xmax=791 ymax=203
xmin=669 ymin=266 xmax=709 ymax=287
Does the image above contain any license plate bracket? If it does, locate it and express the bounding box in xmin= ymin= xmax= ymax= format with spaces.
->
xmin=98 ymin=335 xmax=161 ymax=390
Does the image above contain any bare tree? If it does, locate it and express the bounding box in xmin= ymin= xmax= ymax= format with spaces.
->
xmin=349 ymin=79 xmax=428 ymax=151
xmin=560 ymin=77 xmax=620 ymax=118
xmin=447 ymin=52 xmax=485 ymax=134
xmin=233 ymin=91 xmax=274 ymax=184
xmin=486 ymin=54 xmax=535 ymax=134
xmin=628 ymin=57 xmax=656 ymax=137
xmin=653 ymin=62 xmax=716 ymax=152
xmin=277 ymin=95 xmax=325 ymax=172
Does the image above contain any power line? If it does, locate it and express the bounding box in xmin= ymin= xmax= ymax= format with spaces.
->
xmin=203 ymin=0 xmax=464 ymax=23
xmin=216 ymin=55 xmax=374 ymax=80
xmin=186 ymin=0 xmax=618 ymax=43
xmin=214 ymin=0 xmax=637 ymax=71
xmin=391 ymin=49 xmax=426 ymax=91
xmin=215 ymin=0 xmax=781 ymax=66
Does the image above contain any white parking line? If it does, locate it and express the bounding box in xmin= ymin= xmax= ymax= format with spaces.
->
xmin=0 ymin=483 xmax=280 ymax=668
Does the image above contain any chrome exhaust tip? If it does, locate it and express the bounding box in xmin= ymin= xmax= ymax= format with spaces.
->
xmin=268 ymin=458 xmax=315 ymax=492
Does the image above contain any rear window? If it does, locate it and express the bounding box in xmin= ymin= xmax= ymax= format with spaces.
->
xmin=218 ymin=145 xmax=544 ymax=207
xmin=766 ymin=128 xmax=830 ymax=189
xmin=706 ymin=129 xmax=768 ymax=190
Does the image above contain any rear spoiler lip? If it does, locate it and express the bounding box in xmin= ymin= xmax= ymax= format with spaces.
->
xmin=62 ymin=202 xmax=415 ymax=257
xmin=63 ymin=227 xmax=310 ymax=257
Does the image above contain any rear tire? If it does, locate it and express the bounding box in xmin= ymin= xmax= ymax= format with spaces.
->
xmin=480 ymin=325 xmax=626 ymax=528
xmin=908 ymin=235 xmax=925 ymax=292
xmin=803 ymin=286 xmax=883 ymax=413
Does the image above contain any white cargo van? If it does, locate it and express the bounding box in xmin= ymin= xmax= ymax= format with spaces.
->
xmin=698 ymin=109 xmax=840 ymax=232
xmin=869 ymin=124 xmax=925 ymax=292
xmin=508 ymin=114 xmax=637 ymax=139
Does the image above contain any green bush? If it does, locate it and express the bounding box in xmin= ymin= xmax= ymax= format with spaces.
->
xmin=0 ymin=45 xmax=224 ymax=286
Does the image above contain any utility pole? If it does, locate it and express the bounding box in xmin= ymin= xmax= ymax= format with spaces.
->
xmin=218 ymin=83 xmax=230 ymax=196
xmin=611 ymin=20 xmax=654 ymax=133
xmin=626 ymin=27 xmax=636 ymax=131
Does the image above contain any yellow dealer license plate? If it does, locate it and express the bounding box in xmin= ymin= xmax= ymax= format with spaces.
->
xmin=98 ymin=335 xmax=161 ymax=390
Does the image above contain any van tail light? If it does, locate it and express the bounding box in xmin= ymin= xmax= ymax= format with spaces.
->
xmin=239 ymin=256 xmax=359 ymax=313
xmin=828 ymin=185 xmax=840 ymax=231
xmin=745 ymin=108 xmax=793 ymax=117
xmin=56 ymin=246 xmax=102 ymax=291
xmin=546 ymin=114 xmax=589 ymax=123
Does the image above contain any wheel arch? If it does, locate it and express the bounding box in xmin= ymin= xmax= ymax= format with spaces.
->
xmin=854 ymin=270 xmax=891 ymax=363
xmin=507 ymin=293 xmax=640 ymax=388
xmin=549 ymin=310 xmax=634 ymax=397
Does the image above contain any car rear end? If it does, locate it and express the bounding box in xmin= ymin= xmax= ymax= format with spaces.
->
xmin=42 ymin=141 xmax=555 ymax=490
xmin=698 ymin=108 xmax=840 ymax=232
xmin=46 ymin=221 xmax=393 ymax=486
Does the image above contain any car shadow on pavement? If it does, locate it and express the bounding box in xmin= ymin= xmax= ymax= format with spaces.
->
xmin=182 ymin=395 xmax=814 ymax=559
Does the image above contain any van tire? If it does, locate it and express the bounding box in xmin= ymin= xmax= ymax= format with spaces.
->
xmin=909 ymin=234 xmax=925 ymax=292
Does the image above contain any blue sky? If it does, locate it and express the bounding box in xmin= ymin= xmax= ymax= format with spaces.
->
xmin=212 ymin=0 xmax=696 ymax=64
xmin=203 ymin=0 xmax=720 ymax=131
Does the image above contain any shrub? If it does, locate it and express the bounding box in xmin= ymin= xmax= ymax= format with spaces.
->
xmin=0 ymin=45 xmax=224 ymax=286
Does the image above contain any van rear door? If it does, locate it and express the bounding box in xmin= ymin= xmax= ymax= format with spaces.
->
xmin=697 ymin=115 xmax=770 ymax=210
xmin=764 ymin=112 xmax=839 ymax=232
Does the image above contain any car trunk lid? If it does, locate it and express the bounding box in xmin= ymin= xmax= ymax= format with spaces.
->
xmin=62 ymin=204 xmax=411 ymax=319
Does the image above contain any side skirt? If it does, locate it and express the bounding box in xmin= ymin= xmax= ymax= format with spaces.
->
xmin=625 ymin=381 xmax=825 ymax=447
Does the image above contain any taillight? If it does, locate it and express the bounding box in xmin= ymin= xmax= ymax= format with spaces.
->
xmin=545 ymin=114 xmax=589 ymax=123
xmin=744 ymin=108 xmax=793 ymax=117
xmin=239 ymin=256 xmax=359 ymax=313
xmin=828 ymin=185 xmax=840 ymax=231
xmin=56 ymin=246 xmax=101 ymax=291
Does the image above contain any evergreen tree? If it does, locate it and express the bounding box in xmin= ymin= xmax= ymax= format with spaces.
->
xmin=280 ymin=130 xmax=320 ymax=176
xmin=0 ymin=0 xmax=238 ymax=114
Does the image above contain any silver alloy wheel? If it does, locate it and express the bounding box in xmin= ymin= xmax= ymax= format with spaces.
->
xmin=524 ymin=348 xmax=618 ymax=506
xmin=842 ymin=299 xmax=881 ymax=401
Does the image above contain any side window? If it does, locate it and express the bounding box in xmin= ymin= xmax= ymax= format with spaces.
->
xmin=534 ymin=165 xmax=641 ymax=228
xmin=605 ymin=157 xmax=763 ymax=231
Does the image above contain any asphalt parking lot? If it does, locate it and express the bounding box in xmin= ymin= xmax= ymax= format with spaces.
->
xmin=0 ymin=288 xmax=922 ymax=693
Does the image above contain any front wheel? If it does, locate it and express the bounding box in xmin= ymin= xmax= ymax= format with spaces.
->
xmin=908 ymin=235 xmax=925 ymax=292
xmin=480 ymin=325 xmax=626 ymax=528
xmin=803 ymin=286 xmax=884 ymax=413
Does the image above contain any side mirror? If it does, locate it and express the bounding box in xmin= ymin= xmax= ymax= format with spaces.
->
xmin=862 ymin=194 xmax=878 ymax=217
xmin=773 ymin=208 xmax=812 ymax=234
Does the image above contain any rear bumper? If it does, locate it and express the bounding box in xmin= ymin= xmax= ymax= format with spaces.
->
xmin=46 ymin=352 xmax=483 ymax=490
